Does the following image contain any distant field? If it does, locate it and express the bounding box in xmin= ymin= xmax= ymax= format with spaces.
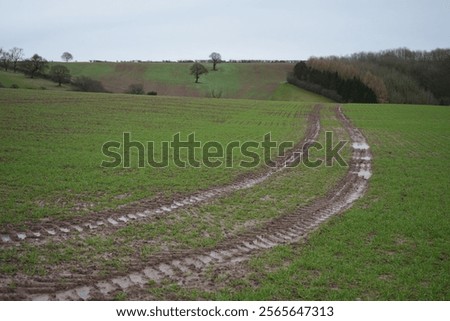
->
xmin=271 ymin=83 xmax=334 ymax=102
xmin=60 ymin=62 xmax=297 ymax=99
xmin=1 ymin=63 xmax=328 ymax=101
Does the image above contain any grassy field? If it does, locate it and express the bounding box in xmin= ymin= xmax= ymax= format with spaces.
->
xmin=55 ymin=62 xmax=296 ymax=99
xmin=0 ymin=71 xmax=68 ymax=91
xmin=0 ymin=88 xmax=320 ymax=226
xmin=172 ymin=104 xmax=449 ymax=300
xmin=1 ymin=62 xmax=314 ymax=101
xmin=0 ymin=89 xmax=345 ymax=282
xmin=271 ymin=83 xmax=334 ymax=102
xmin=1 ymin=86 xmax=448 ymax=300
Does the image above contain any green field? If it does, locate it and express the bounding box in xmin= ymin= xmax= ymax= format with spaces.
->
xmin=59 ymin=62 xmax=295 ymax=99
xmin=271 ymin=83 xmax=334 ymax=102
xmin=0 ymin=85 xmax=448 ymax=300
xmin=0 ymin=71 xmax=68 ymax=91
xmin=0 ymin=88 xmax=344 ymax=280
xmin=185 ymin=104 xmax=449 ymax=300
xmin=0 ymin=88 xmax=316 ymax=226
xmin=1 ymin=62 xmax=310 ymax=100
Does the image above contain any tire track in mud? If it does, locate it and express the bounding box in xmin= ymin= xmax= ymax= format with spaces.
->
xmin=0 ymin=105 xmax=372 ymax=300
xmin=0 ymin=107 xmax=320 ymax=247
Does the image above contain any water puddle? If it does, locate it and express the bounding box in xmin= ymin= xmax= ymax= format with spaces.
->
xmin=72 ymin=225 xmax=83 ymax=232
xmin=111 ymin=276 xmax=133 ymax=289
xmin=75 ymin=286 xmax=91 ymax=300
xmin=107 ymin=218 xmax=118 ymax=226
xmin=17 ymin=233 xmax=27 ymax=240
xmin=158 ymin=263 xmax=175 ymax=276
xmin=142 ymin=267 xmax=162 ymax=281
xmin=357 ymin=169 xmax=372 ymax=180
xmin=45 ymin=229 xmax=56 ymax=236
xmin=1 ymin=235 xmax=11 ymax=243
xmin=129 ymin=273 xmax=146 ymax=285
xmin=96 ymin=281 xmax=117 ymax=295
xmin=55 ymin=289 xmax=78 ymax=300
xmin=352 ymin=142 xmax=370 ymax=150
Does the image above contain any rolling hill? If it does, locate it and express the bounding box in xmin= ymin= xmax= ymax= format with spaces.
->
xmin=2 ymin=62 xmax=331 ymax=102
xmin=62 ymin=61 xmax=297 ymax=99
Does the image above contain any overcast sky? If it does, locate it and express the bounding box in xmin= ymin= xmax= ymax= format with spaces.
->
xmin=1 ymin=0 xmax=449 ymax=62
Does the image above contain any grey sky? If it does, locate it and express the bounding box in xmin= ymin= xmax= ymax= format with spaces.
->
xmin=1 ymin=0 xmax=449 ymax=61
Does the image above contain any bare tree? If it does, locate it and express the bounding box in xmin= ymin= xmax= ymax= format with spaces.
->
xmin=61 ymin=52 xmax=73 ymax=62
xmin=0 ymin=50 xmax=12 ymax=71
xmin=209 ymin=52 xmax=222 ymax=71
xmin=190 ymin=62 xmax=208 ymax=83
xmin=9 ymin=47 xmax=24 ymax=73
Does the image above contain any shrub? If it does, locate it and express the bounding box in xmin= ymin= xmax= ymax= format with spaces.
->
xmin=49 ymin=65 xmax=71 ymax=86
xmin=126 ymin=83 xmax=145 ymax=95
xmin=210 ymin=89 xmax=222 ymax=98
xmin=10 ymin=84 xmax=19 ymax=89
xmin=147 ymin=91 xmax=157 ymax=96
xmin=72 ymin=76 xmax=107 ymax=92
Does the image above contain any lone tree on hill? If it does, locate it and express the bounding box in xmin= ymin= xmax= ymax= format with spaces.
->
xmin=190 ymin=62 xmax=208 ymax=83
xmin=61 ymin=52 xmax=73 ymax=62
xmin=209 ymin=52 xmax=221 ymax=71
xmin=49 ymin=64 xmax=71 ymax=86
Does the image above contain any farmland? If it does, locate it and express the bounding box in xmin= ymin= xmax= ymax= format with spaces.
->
xmin=192 ymin=104 xmax=450 ymax=300
xmin=0 ymin=85 xmax=449 ymax=300
xmin=60 ymin=62 xmax=296 ymax=99
xmin=0 ymin=89 xmax=311 ymax=225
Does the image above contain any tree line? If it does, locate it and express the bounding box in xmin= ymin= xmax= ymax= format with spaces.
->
xmin=288 ymin=48 xmax=450 ymax=105
xmin=288 ymin=61 xmax=377 ymax=103
xmin=1 ymin=47 xmax=224 ymax=90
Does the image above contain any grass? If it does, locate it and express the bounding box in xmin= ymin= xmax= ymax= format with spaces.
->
xmin=271 ymin=83 xmax=334 ymax=103
xmin=56 ymin=62 xmax=115 ymax=79
xmin=51 ymin=62 xmax=296 ymax=99
xmin=0 ymin=71 xmax=69 ymax=91
xmin=0 ymin=88 xmax=330 ymax=226
xmin=2 ymin=62 xmax=331 ymax=101
xmin=0 ymin=62 xmax=312 ymax=102
xmin=0 ymin=103 xmax=349 ymax=280
xmin=178 ymin=103 xmax=449 ymax=300
xmin=3 ymin=84 xmax=447 ymax=300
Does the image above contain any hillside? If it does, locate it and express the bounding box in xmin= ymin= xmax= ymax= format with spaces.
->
xmin=0 ymin=70 xmax=69 ymax=91
xmin=61 ymin=62 xmax=297 ymax=100
xmin=1 ymin=62 xmax=332 ymax=102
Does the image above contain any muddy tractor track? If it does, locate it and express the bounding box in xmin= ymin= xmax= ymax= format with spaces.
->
xmin=0 ymin=108 xmax=321 ymax=247
xmin=0 ymin=105 xmax=372 ymax=300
